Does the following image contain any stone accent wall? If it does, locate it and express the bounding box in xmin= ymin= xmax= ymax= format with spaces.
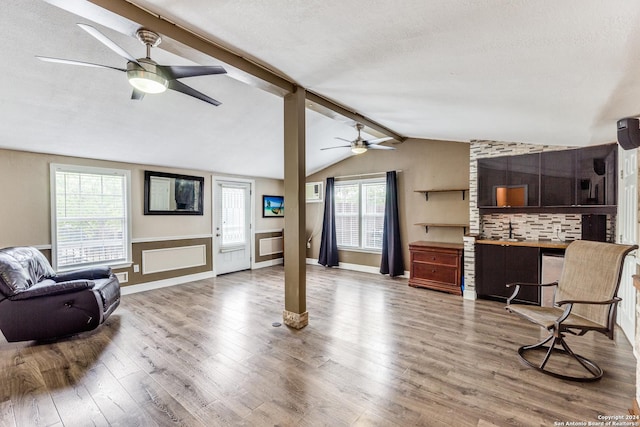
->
xmin=464 ymin=140 xmax=615 ymax=299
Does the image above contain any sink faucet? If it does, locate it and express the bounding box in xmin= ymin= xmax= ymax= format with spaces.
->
xmin=508 ymin=220 xmax=513 ymax=239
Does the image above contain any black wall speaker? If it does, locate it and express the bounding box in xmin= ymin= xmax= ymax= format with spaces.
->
xmin=617 ymin=117 xmax=640 ymax=150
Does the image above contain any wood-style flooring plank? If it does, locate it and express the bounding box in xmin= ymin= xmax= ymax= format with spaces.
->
xmin=0 ymin=265 xmax=636 ymax=426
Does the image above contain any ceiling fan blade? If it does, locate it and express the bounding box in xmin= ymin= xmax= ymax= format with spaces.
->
xmin=367 ymin=144 xmax=395 ymax=150
xmin=36 ymin=56 xmax=126 ymax=72
xmin=321 ymin=145 xmax=351 ymax=150
xmin=77 ymin=23 xmax=141 ymax=66
xmin=334 ymin=137 xmax=353 ymax=143
xmin=366 ymin=137 xmax=393 ymax=145
xmin=160 ymin=65 xmax=227 ymax=80
xmin=131 ymin=89 xmax=145 ymax=100
xmin=168 ymin=80 xmax=222 ymax=106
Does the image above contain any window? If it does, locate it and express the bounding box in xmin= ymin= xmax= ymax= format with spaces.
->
xmin=221 ymin=185 xmax=246 ymax=247
xmin=50 ymin=164 xmax=131 ymax=270
xmin=335 ymin=178 xmax=386 ymax=251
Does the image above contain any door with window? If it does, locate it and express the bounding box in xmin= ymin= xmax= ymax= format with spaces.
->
xmin=617 ymin=147 xmax=637 ymax=344
xmin=214 ymin=179 xmax=252 ymax=275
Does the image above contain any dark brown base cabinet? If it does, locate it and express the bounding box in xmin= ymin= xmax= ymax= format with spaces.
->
xmin=476 ymin=244 xmax=540 ymax=304
xmin=409 ymin=242 xmax=463 ymax=295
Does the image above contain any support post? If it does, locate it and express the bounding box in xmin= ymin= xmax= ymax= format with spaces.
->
xmin=283 ymin=86 xmax=308 ymax=329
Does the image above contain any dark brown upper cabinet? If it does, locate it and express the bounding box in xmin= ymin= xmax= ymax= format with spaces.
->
xmin=541 ymin=149 xmax=576 ymax=206
xmin=478 ymin=143 xmax=617 ymax=213
xmin=478 ymin=153 xmax=539 ymax=208
xmin=576 ymin=144 xmax=617 ymax=206
xmin=478 ymin=156 xmax=507 ymax=207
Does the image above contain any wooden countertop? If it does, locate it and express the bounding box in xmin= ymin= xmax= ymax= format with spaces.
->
xmin=409 ymin=241 xmax=464 ymax=250
xmin=475 ymin=239 xmax=571 ymax=249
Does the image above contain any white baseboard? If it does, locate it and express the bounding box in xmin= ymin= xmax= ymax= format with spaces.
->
xmin=120 ymin=271 xmax=215 ymax=295
xmin=463 ymin=289 xmax=477 ymax=300
xmin=306 ymin=258 xmax=409 ymax=278
xmin=253 ymin=258 xmax=284 ymax=269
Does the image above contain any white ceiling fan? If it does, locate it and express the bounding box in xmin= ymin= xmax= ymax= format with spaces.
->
xmin=321 ymin=123 xmax=394 ymax=154
xmin=36 ymin=23 xmax=227 ymax=106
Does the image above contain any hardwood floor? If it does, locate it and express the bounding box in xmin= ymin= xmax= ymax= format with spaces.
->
xmin=0 ymin=265 xmax=636 ymax=426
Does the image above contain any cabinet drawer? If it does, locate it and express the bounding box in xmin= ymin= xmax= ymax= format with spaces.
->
xmin=412 ymin=250 xmax=458 ymax=266
xmin=413 ymin=263 xmax=457 ymax=284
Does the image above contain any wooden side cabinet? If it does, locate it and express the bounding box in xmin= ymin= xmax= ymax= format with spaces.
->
xmin=408 ymin=241 xmax=463 ymax=295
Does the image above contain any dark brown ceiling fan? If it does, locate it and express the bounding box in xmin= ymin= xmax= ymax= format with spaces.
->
xmin=36 ymin=23 xmax=227 ymax=106
xmin=321 ymin=123 xmax=394 ymax=154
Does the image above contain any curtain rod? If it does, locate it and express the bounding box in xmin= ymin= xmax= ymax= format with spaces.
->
xmin=334 ymin=170 xmax=403 ymax=180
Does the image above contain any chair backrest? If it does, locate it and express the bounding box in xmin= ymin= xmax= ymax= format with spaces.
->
xmin=555 ymin=240 xmax=636 ymax=328
xmin=0 ymin=247 xmax=55 ymax=297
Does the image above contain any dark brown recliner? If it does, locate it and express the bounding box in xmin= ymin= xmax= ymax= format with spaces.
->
xmin=0 ymin=246 xmax=120 ymax=342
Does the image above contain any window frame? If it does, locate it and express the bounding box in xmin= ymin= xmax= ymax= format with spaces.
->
xmin=50 ymin=163 xmax=132 ymax=271
xmin=334 ymin=177 xmax=386 ymax=253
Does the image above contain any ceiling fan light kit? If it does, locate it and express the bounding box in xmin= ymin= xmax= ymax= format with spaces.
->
xmin=127 ymin=60 xmax=168 ymax=94
xmin=351 ymin=146 xmax=367 ymax=154
xmin=322 ymin=123 xmax=395 ymax=154
xmin=36 ymin=24 xmax=226 ymax=106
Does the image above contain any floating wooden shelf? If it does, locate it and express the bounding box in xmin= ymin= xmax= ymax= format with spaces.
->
xmin=414 ymin=188 xmax=468 ymax=201
xmin=415 ymin=223 xmax=469 ymax=233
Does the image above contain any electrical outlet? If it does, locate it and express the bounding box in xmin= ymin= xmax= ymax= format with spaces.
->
xmin=133 ymin=264 xmax=140 ymax=273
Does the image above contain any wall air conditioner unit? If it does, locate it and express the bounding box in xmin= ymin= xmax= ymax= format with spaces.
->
xmin=305 ymin=182 xmax=323 ymax=203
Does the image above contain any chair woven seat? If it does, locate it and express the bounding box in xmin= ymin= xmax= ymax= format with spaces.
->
xmin=505 ymin=240 xmax=637 ymax=381
xmin=507 ymin=305 xmax=605 ymax=331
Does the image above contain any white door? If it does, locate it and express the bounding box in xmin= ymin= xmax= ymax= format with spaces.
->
xmin=617 ymin=147 xmax=637 ymax=344
xmin=214 ymin=179 xmax=252 ymax=275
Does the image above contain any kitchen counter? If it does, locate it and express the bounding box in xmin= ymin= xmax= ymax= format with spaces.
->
xmin=475 ymin=239 xmax=571 ymax=249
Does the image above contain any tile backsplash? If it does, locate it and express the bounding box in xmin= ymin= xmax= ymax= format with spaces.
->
xmin=480 ymin=213 xmax=614 ymax=243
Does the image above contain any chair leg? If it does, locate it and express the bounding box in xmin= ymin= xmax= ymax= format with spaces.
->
xmin=517 ymin=332 xmax=604 ymax=382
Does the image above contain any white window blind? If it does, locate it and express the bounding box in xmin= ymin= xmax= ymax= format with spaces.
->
xmin=362 ymin=182 xmax=386 ymax=250
xmin=335 ymin=178 xmax=386 ymax=251
xmin=51 ymin=164 xmax=131 ymax=270
xmin=335 ymin=183 xmax=360 ymax=248
xmin=221 ymin=186 xmax=246 ymax=246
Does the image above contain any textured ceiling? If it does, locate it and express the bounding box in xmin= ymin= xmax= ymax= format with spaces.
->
xmin=2 ymin=1 xmax=640 ymax=179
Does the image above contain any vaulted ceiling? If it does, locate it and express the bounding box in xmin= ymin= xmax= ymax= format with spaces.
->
xmin=2 ymin=1 xmax=640 ymax=179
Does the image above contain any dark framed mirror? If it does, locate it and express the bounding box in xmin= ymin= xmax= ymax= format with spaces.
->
xmin=144 ymin=170 xmax=204 ymax=215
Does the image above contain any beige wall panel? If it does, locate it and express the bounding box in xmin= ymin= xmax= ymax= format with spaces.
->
xmin=336 ymin=250 xmax=380 ymax=268
xmin=254 ymin=231 xmax=284 ymax=262
xmin=254 ymin=178 xmax=285 ymax=231
xmin=130 ymin=168 xmax=212 ymax=240
xmin=305 ymin=138 xmax=470 ymax=271
xmin=0 ymin=150 xmax=52 ymax=247
xmin=259 ymin=236 xmax=283 ymax=256
xmin=142 ymin=244 xmax=207 ymax=275
xmin=117 ymin=238 xmax=213 ymax=286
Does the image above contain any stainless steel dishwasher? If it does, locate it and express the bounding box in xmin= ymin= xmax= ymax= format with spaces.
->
xmin=541 ymin=252 xmax=565 ymax=307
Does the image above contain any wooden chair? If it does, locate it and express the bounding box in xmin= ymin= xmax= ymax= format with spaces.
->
xmin=505 ymin=240 xmax=637 ymax=381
